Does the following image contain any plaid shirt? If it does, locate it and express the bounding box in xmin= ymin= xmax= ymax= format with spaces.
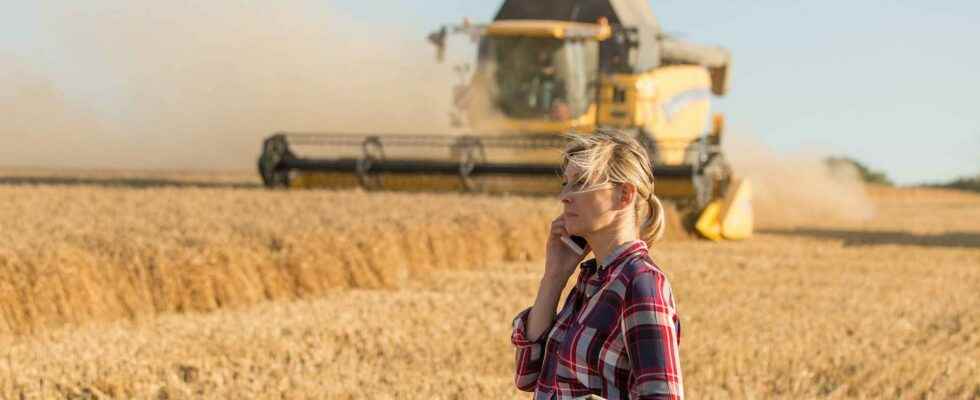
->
xmin=511 ymin=240 xmax=683 ymax=400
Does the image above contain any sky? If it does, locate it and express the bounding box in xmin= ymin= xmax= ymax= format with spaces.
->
xmin=2 ymin=1 xmax=978 ymax=185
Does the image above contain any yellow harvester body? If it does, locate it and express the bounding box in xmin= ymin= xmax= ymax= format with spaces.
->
xmin=258 ymin=4 xmax=752 ymax=240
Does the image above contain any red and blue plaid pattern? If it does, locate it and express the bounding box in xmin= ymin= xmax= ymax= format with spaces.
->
xmin=512 ymin=240 xmax=683 ymax=399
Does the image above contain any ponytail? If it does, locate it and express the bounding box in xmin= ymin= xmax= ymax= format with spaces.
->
xmin=640 ymin=192 xmax=666 ymax=245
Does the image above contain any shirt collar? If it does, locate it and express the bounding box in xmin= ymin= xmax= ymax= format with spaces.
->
xmin=580 ymin=239 xmax=647 ymax=272
xmin=600 ymin=240 xmax=646 ymax=270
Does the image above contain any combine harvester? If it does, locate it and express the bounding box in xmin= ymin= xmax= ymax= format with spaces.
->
xmin=257 ymin=0 xmax=752 ymax=240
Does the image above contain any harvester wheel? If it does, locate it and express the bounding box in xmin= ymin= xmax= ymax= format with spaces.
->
xmin=356 ymin=137 xmax=385 ymax=190
xmin=692 ymin=151 xmax=730 ymax=210
xmin=258 ymin=134 xmax=291 ymax=188
xmin=455 ymin=137 xmax=486 ymax=192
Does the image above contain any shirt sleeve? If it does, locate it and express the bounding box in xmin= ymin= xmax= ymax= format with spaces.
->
xmin=621 ymin=269 xmax=684 ymax=400
xmin=511 ymin=306 xmax=550 ymax=391
xmin=511 ymin=268 xmax=590 ymax=392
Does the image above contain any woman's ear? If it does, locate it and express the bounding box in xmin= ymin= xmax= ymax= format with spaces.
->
xmin=619 ymin=183 xmax=636 ymax=209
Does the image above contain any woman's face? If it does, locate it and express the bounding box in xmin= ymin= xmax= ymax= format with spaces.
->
xmin=560 ymin=164 xmax=620 ymax=236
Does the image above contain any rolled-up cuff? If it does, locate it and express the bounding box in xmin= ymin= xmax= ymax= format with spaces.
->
xmin=511 ymin=306 xmax=550 ymax=348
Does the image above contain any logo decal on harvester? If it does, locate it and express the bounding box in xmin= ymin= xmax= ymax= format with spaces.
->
xmin=660 ymin=88 xmax=711 ymax=121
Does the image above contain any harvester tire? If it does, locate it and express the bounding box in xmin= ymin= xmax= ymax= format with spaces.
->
xmin=692 ymin=152 xmax=729 ymax=210
xmin=356 ymin=137 xmax=385 ymax=190
xmin=455 ymin=137 xmax=487 ymax=192
xmin=258 ymin=134 xmax=292 ymax=188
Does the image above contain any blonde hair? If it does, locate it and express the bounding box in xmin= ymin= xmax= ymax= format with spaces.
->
xmin=560 ymin=129 xmax=667 ymax=244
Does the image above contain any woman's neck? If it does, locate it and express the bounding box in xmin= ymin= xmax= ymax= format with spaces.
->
xmin=586 ymin=227 xmax=639 ymax=268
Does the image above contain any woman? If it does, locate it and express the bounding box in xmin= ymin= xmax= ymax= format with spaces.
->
xmin=511 ymin=129 xmax=683 ymax=400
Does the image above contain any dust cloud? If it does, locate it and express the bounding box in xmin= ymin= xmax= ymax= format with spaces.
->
xmin=725 ymin=133 xmax=876 ymax=228
xmin=0 ymin=2 xmax=460 ymax=171
xmin=0 ymin=57 xmax=106 ymax=167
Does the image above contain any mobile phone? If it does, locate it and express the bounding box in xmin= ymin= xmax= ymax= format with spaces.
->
xmin=560 ymin=235 xmax=588 ymax=256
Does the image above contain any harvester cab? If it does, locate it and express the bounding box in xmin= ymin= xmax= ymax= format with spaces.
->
xmin=256 ymin=0 xmax=753 ymax=241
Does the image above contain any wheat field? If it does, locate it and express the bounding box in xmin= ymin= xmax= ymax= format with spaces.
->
xmin=0 ymin=171 xmax=978 ymax=399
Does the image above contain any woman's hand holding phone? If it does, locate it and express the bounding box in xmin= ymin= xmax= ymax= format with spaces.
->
xmin=545 ymin=215 xmax=590 ymax=282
